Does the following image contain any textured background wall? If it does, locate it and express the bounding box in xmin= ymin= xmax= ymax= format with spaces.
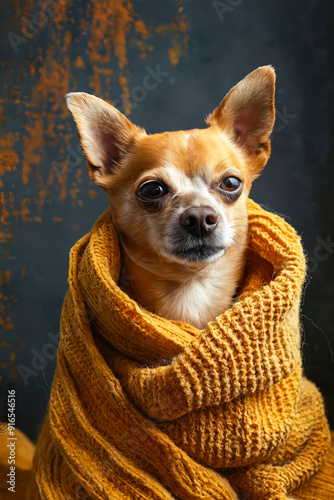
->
xmin=1 ymin=0 xmax=334 ymax=442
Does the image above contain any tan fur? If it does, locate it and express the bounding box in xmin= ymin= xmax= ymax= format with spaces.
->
xmin=66 ymin=66 xmax=276 ymax=329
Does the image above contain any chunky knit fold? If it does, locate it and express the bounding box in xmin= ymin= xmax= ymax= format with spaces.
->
xmin=27 ymin=199 xmax=331 ymax=500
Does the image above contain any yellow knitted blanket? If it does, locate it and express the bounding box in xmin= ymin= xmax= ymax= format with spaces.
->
xmin=27 ymin=199 xmax=331 ymax=500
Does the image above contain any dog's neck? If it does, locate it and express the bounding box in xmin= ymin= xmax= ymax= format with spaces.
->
xmin=119 ymin=238 xmax=247 ymax=330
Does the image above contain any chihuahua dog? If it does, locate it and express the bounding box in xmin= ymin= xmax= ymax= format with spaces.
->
xmin=66 ymin=66 xmax=275 ymax=329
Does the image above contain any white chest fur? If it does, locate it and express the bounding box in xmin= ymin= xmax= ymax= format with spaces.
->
xmin=152 ymin=256 xmax=244 ymax=329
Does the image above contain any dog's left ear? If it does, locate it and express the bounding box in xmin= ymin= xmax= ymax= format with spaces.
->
xmin=65 ymin=92 xmax=145 ymax=189
xmin=206 ymin=66 xmax=276 ymax=176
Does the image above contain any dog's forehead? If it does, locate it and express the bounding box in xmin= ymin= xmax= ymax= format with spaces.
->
xmin=132 ymin=127 xmax=244 ymax=181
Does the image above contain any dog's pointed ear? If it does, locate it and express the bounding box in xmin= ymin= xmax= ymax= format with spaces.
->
xmin=66 ymin=92 xmax=145 ymax=188
xmin=206 ymin=66 xmax=276 ymax=174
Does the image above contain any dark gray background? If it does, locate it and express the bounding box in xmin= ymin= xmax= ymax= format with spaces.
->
xmin=1 ymin=0 xmax=333 ymax=442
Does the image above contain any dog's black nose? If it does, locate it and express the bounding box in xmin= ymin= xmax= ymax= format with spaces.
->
xmin=180 ymin=206 xmax=218 ymax=237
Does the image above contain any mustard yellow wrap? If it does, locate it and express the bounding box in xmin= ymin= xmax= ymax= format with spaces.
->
xmin=26 ymin=199 xmax=331 ymax=500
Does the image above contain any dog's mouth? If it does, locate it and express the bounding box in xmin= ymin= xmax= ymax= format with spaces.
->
xmin=171 ymin=245 xmax=225 ymax=262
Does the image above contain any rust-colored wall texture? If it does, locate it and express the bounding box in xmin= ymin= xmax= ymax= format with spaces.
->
xmin=1 ymin=0 xmax=334 ymax=442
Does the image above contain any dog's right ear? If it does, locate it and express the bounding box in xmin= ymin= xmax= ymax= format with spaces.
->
xmin=65 ymin=92 xmax=145 ymax=188
xmin=206 ymin=66 xmax=275 ymax=178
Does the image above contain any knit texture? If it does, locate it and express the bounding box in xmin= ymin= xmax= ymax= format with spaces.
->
xmin=27 ymin=199 xmax=331 ymax=500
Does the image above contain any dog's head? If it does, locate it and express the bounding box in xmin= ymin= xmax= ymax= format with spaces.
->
xmin=66 ymin=66 xmax=275 ymax=275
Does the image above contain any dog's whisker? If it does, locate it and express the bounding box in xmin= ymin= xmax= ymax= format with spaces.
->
xmin=159 ymin=262 xmax=189 ymax=278
xmin=121 ymin=221 xmax=166 ymax=243
xmin=231 ymin=226 xmax=248 ymax=234
xmin=230 ymin=224 xmax=248 ymax=229
xmin=132 ymin=234 xmax=165 ymax=265
xmin=231 ymin=237 xmax=256 ymax=253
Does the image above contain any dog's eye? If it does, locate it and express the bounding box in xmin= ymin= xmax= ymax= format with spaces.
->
xmin=139 ymin=182 xmax=168 ymax=199
xmin=220 ymin=176 xmax=242 ymax=192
